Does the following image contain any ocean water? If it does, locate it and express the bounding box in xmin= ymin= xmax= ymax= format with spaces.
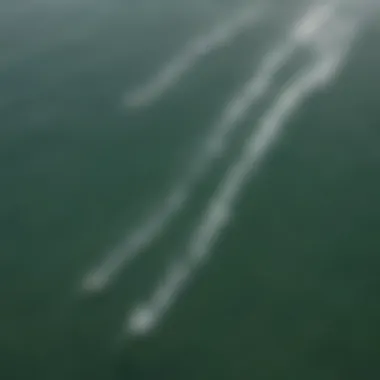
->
xmin=1 ymin=0 xmax=380 ymax=379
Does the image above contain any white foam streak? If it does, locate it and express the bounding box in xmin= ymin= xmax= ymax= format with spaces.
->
xmin=81 ymin=1 xmax=343 ymax=295
xmin=82 ymin=37 xmax=297 ymax=294
xmin=125 ymin=51 xmax=346 ymax=336
xmin=81 ymin=188 xmax=186 ymax=293
xmin=124 ymin=4 xmax=265 ymax=108
xmin=82 ymin=1 xmax=362 ymax=297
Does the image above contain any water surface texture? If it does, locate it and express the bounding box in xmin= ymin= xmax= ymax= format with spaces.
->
xmin=1 ymin=0 xmax=380 ymax=379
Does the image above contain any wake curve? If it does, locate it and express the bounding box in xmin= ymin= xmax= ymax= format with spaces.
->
xmin=123 ymin=3 xmax=266 ymax=108
xmin=80 ymin=1 xmax=339 ymax=295
xmin=82 ymin=35 xmax=297 ymax=294
xmin=125 ymin=22 xmax=356 ymax=335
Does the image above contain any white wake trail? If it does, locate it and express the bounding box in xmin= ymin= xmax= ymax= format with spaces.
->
xmin=125 ymin=29 xmax=354 ymax=335
xmin=80 ymin=1 xmax=340 ymax=295
xmin=81 ymin=34 xmax=299 ymax=295
xmin=123 ymin=3 xmax=266 ymax=108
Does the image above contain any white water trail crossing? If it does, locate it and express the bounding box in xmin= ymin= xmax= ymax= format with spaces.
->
xmin=81 ymin=30 xmax=303 ymax=294
xmin=81 ymin=1 xmax=341 ymax=295
xmin=125 ymin=56 xmax=344 ymax=335
xmin=125 ymin=5 xmax=360 ymax=334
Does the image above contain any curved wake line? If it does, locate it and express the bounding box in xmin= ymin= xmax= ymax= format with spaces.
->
xmin=80 ymin=1 xmax=341 ymax=295
xmin=81 ymin=35 xmax=300 ymax=295
xmin=125 ymin=34 xmax=354 ymax=335
xmin=123 ymin=3 xmax=266 ymax=108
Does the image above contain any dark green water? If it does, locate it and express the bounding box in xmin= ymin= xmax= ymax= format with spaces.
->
xmin=1 ymin=1 xmax=380 ymax=379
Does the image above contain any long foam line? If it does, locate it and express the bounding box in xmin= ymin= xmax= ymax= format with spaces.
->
xmin=123 ymin=3 xmax=266 ymax=108
xmin=81 ymin=38 xmax=300 ymax=294
xmin=125 ymin=49 xmax=348 ymax=336
xmin=123 ymin=2 xmax=365 ymax=336
xmin=80 ymin=2 xmax=338 ymax=295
